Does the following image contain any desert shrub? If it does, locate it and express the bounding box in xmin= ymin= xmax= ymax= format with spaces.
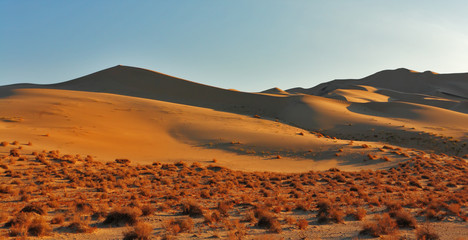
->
xmin=416 ymin=225 xmax=440 ymax=240
xmin=385 ymin=201 xmax=402 ymax=212
xmin=217 ymin=201 xmax=232 ymax=217
xmin=75 ymin=201 xmax=93 ymax=213
xmin=203 ymin=210 xmax=221 ymax=224
xmin=103 ymin=207 xmax=142 ymax=226
xmin=285 ymin=216 xmax=296 ymax=225
xmin=316 ymin=199 xmax=344 ymax=223
xmin=390 ymin=209 xmax=417 ymax=229
xmin=10 ymin=149 xmax=20 ymax=157
xmin=50 ymin=215 xmax=65 ymax=224
xmin=0 ymin=141 xmax=9 ymax=146
xmin=360 ymin=213 xmax=398 ymax=237
xmin=297 ymin=219 xmax=308 ymax=230
xmin=8 ymin=214 xmax=51 ymax=237
xmin=123 ymin=221 xmax=153 ymax=240
xmin=255 ymin=208 xmax=282 ymax=233
xmin=351 ymin=208 xmax=367 ymax=221
xmin=26 ymin=216 xmax=51 ymax=236
xmin=20 ymin=204 xmax=46 ymax=215
xmin=115 ymin=159 xmax=131 ymax=165
xmin=140 ymin=204 xmax=156 ymax=216
xmin=67 ymin=219 xmax=96 ymax=233
xmin=447 ymin=203 xmax=460 ymax=216
xmin=164 ymin=218 xmax=193 ymax=235
xmin=200 ymin=189 xmax=211 ymax=198
xmin=182 ymin=200 xmax=203 ymax=217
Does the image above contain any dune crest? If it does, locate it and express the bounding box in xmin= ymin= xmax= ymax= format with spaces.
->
xmin=0 ymin=66 xmax=467 ymax=172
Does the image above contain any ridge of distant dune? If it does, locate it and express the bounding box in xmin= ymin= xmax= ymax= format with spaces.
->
xmin=288 ymin=68 xmax=468 ymax=99
xmin=260 ymin=87 xmax=289 ymax=95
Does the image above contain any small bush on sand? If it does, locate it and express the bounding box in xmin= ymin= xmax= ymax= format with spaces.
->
xmin=416 ymin=225 xmax=440 ymax=240
xmin=390 ymin=209 xmax=417 ymax=229
xmin=50 ymin=215 xmax=65 ymax=225
xmin=67 ymin=218 xmax=96 ymax=233
xmin=164 ymin=218 xmax=193 ymax=235
xmin=123 ymin=221 xmax=153 ymax=240
xmin=316 ymin=199 xmax=344 ymax=223
xmin=182 ymin=201 xmax=204 ymax=217
xmin=351 ymin=208 xmax=367 ymax=221
xmin=255 ymin=208 xmax=282 ymax=233
xmin=140 ymin=205 xmax=155 ymax=216
xmin=26 ymin=216 xmax=51 ymax=236
xmin=103 ymin=207 xmax=142 ymax=226
xmin=8 ymin=214 xmax=51 ymax=237
xmin=10 ymin=149 xmax=20 ymax=157
xmin=0 ymin=141 xmax=9 ymax=147
xmin=297 ymin=219 xmax=308 ymax=230
xmin=20 ymin=204 xmax=46 ymax=215
xmin=360 ymin=213 xmax=397 ymax=237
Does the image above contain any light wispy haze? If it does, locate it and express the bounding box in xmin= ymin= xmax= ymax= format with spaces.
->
xmin=1 ymin=0 xmax=468 ymax=91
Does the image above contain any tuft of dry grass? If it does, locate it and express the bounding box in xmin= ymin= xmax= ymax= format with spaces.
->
xmin=103 ymin=207 xmax=141 ymax=226
xmin=123 ymin=221 xmax=153 ymax=240
xmin=20 ymin=204 xmax=46 ymax=215
xmin=255 ymin=208 xmax=282 ymax=233
xmin=316 ymin=199 xmax=344 ymax=223
xmin=351 ymin=208 xmax=367 ymax=221
xmin=67 ymin=219 xmax=96 ymax=233
xmin=360 ymin=213 xmax=398 ymax=237
xmin=390 ymin=209 xmax=417 ymax=229
xmin=164 ymin=218 xmax=193 ymax=235
xmin=416 ymin=225 xmax=440 ymax=240
xmin=8 ymin=214 xmax=51 ymax=237
xmin=182 ymin=200 xmax=204 ymax=218
xmin=297 ymin=219 xmax=308 ymax=230
xmin=140 ymin=205 xmax=155 ymax=216
xmin=50 ymin=215 xmax=65 ymax=225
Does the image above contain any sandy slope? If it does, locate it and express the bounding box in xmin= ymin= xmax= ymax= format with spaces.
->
xmin=0 ymin=66 xmax=467 ymax=172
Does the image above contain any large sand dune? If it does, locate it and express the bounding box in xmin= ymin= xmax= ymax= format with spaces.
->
xmin=0 ymin=66 xmax=467 ymax=172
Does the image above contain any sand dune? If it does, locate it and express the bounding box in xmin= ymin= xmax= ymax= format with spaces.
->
xmin=0 ymin=66 xmax=467 ymax=173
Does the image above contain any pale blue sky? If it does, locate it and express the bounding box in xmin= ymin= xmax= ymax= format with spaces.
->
xmin=1 ymin=1 xmax=468 ymax=91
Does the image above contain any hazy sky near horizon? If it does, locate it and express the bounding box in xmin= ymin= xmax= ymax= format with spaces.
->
xmin=1 ymin=1 xmax=468 ymax=92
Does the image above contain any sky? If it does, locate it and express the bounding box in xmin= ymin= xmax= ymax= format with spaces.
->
xmin=1 ymin=1 xmax=468 ymax=92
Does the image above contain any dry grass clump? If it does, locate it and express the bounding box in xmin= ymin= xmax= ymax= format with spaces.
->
xmin=360 ymin=213 xmax=397 ymax=237
xmin=182 ymin=200 xmax=204 ymax=217
xmin=350 ymin=208 xmax=367 ymax=221
xmin=416 ymin=225 xmax=440 ymax=240
xmin=67 ymin=219 xmax=96 ymax=233
xmin=297 ymin=219 xmax=308 ymax=230
xmin=217 ymin=201 xmax=233 ymax=217
xmin=140 ymin=205 xmax=155 ymax=216
xmin=123 ymin=221 xmax=153 ymax=240
xmin=50 ymin=215 xmax=65 ymax=225
xmin=316 ymin=199 xmax=344 ymax=223
xmin=164 ymin=218 xmax=193 ymax=235
xmin=103 ymin=207 xmax=142 ymax=226
xmin=7 ymin=213 xmax=51 ymax=237
xmin=0 ymin=141 xmax=9 ymax=146
xmin=390 ymin=209 xmax=417 ymax=229
xmin=255 ymin=208 xmax=282 ymax=233
xmin=20 ymin=204 xmax=46 ymax=215
xmin=10 ymin=149 xmax=20 ymax=157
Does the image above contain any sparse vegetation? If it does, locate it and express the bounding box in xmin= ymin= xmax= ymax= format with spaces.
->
xmin=0 ymin=145 xmax=466 ymax=238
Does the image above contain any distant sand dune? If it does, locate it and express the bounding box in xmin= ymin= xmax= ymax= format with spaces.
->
xmin=0 ymin=66 xmax=467 ymax=172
